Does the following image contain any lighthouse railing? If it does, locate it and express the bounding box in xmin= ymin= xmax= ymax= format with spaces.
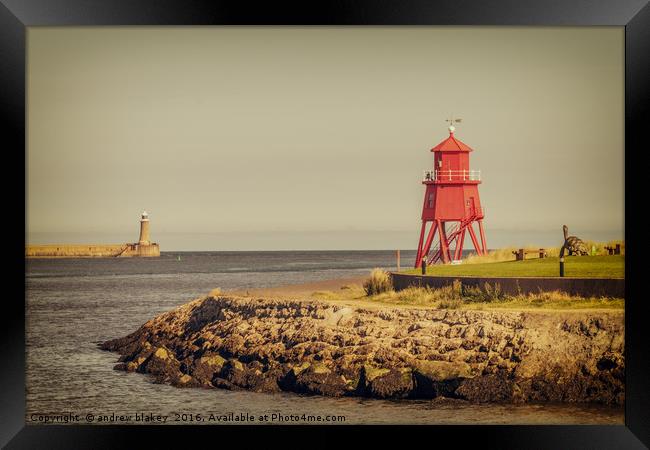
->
xmin=423 ymin=170 xmax=481 ymax=181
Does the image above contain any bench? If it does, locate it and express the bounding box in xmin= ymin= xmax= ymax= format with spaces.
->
xmin=604 ymin=244 xmax=621 ymax=255
xmin=512 ymin=248 xmax=547 ymax=261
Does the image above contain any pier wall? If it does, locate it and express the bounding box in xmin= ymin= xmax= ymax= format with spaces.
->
xmin=119 ymin=243 xmax=160 ymax=257
xmin=390 ymin=273 xmax=625 ymax=298
xmin=26 ymin=243 xmax=160 ymax=258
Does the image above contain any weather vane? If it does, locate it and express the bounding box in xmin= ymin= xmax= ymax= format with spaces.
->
xmin=445 ymin=115 xmax=462 ymax=133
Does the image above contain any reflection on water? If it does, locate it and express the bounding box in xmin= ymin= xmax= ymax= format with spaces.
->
xmin=26 ymin=251 xmax=623 ymax=425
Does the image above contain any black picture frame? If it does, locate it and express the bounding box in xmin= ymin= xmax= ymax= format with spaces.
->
xmin=3 ymin=0 xmax=648 ymax=448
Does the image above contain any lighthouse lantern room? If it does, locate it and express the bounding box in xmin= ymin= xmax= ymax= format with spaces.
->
xmin=415 ymin=120 xmax=487 ymax=267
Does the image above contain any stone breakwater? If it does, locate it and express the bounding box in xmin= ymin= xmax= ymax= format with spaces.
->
xmin=26 ymin=243 xmax=160 ymax=258
xmin=100 ymin=296 xmax=624 ymax=404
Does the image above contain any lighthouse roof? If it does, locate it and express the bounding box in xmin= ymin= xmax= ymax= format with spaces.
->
xmin=431 ymin=131 xmax=473 ymax=152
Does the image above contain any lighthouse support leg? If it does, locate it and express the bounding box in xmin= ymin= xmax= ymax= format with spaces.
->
xmin=454 ymin=228 xmax=466 ymax=260
xmin=478 ymin=220 xmax=488 ymax=254
xmin=467 ymin=222 xmax=483 ymax=256
xmin=420 ymin=221 xmax=438 ymax=266
xmin=416 ymin=221 xmax=438 ymax=267
xmin=414 ymin=222 xmax=427 ymax=268
xmin=438 ymin=220 xmax=451 ymax=264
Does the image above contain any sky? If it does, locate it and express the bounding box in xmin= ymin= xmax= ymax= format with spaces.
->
xmin=27 ymin=27 xmax=624 ymax=251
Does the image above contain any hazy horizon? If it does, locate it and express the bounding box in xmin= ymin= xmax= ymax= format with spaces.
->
xmin=27 ymin=27 xmax=624 ymax=251
xmin=28 ymin=229 xmax=624 ymax=252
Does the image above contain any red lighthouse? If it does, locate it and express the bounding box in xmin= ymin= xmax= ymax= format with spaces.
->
xmin=414 ymin=121 xmax=487 ymax=267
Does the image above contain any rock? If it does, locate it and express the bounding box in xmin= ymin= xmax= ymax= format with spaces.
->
xmin=218 ymin=358 xmax=280 ymax=393
xmin=293 ymin=363 xmax=349 ymax=397
xmin=211 ymin=377 xmax=243 ymax=391
xmin=192 ymin=353 xmax=227 ymax=385
xmin=412 ymin=360 xmax=473 ymax=398
xmin=363 ymin=367 xmax=413 ymax=398
xmin=171 ymin=374 xmax=201 ymax=388
xmin=219 ymin=359 xmax=247 ymax=385
xmin=415 ymin=360 xmax=474 ymax=380
xmin=100 ymin=294 xmax=625 ymax=405
xmin=456 ymin=375 xmax=514 ymax=402
xmin=361 ymin=364 xmax=390 ymax=383
xmin=139 ymin=346 xmax=182 ymax=383
xmin=322 ymin=307 xmax=354 ymax=326
xmin=278 ymin=362 xmax=349 ymax=396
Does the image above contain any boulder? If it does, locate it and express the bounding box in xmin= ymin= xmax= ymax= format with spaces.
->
xmin=192 ymin=353 xmax=227 ymax=385
xmin=171 ymin=373 xmax=201 ymax=388
xmin=412 ymin=360 xmax=473 ymax=398
xmin=219 ymin=358 xmax=280 ymax=393
xmin=285 ymin=362 xmax=349 ymax=397
xmin=456 ymin=375 xmax=514 ymax=402
xmin=140 ymin=346 xmax=182 ymax=383
xmin=359 ymin=365 xmax=413 ymax=398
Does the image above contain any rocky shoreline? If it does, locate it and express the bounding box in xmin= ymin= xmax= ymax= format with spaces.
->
xmin=100 ymin=295 xmax=624 ymax=404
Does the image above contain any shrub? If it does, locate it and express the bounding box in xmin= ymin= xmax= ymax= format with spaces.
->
xmin=483 ymin=282 xmax=504 ymax=302
xmin=454 ymin=281 xmax=505 ymax=303
xmin=363 ymin=268 xmax=393 ymax=296
xmin=438 ymin=298 xmax=462 ymax=309
xmin=461 ymin=284 xmax=484 ymax=303
xmin=209 ymin=287 xmax=222 ymax=297
xmin=451 ymin=279 xmax=463 ymax=299
xmin=393 ymin=286 xmax=443 ymax=303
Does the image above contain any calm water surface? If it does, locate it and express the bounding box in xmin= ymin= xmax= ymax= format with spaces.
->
xmin=26 ymin=251 xmax=623 ymax=425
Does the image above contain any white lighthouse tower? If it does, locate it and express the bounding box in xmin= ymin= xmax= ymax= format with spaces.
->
xmin=121 ymin=210 xmax=160 ymax=257
xmin=138 ymin=210 xmax=151 ymax=245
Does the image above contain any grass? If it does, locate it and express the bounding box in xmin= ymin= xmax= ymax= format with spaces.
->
xmin=402 ymin=255 xmax=624 ymax=279
xmin=462 ymin=240 xmax=625 ymax=264
xmin=311 ymin=281 xmax=624 ymax=311
xmin=208 ymin=288 xmax=222 ymax=297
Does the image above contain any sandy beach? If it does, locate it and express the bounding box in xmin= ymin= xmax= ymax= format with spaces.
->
xmin=227 ymin=276 xmax=367 ymax=299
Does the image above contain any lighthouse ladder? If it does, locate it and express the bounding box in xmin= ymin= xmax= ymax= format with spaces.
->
xmin=425 ymin=213 xmax=478 ymax=265
xmin=115 ymin=245 xmax=131 ymax=257
xmin=426 ymin=221 xmax=461 ymax=265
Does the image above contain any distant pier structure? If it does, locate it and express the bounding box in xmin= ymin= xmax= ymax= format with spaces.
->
xmin=26 ymin=211 xmax=161 ymax=258
xmin=123 ymin=210 xmax=160 ymax=257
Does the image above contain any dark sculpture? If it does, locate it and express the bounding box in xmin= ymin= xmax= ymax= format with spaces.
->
xmin=562 ymin=225 xmax=589 ymax=256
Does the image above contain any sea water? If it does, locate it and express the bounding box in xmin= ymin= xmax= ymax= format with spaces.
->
xmin=26 ymin=251 xmax=623 ymax=425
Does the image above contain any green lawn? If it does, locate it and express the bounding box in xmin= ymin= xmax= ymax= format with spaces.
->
xmin=402 ymin=255 xmax=624 ymax=279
